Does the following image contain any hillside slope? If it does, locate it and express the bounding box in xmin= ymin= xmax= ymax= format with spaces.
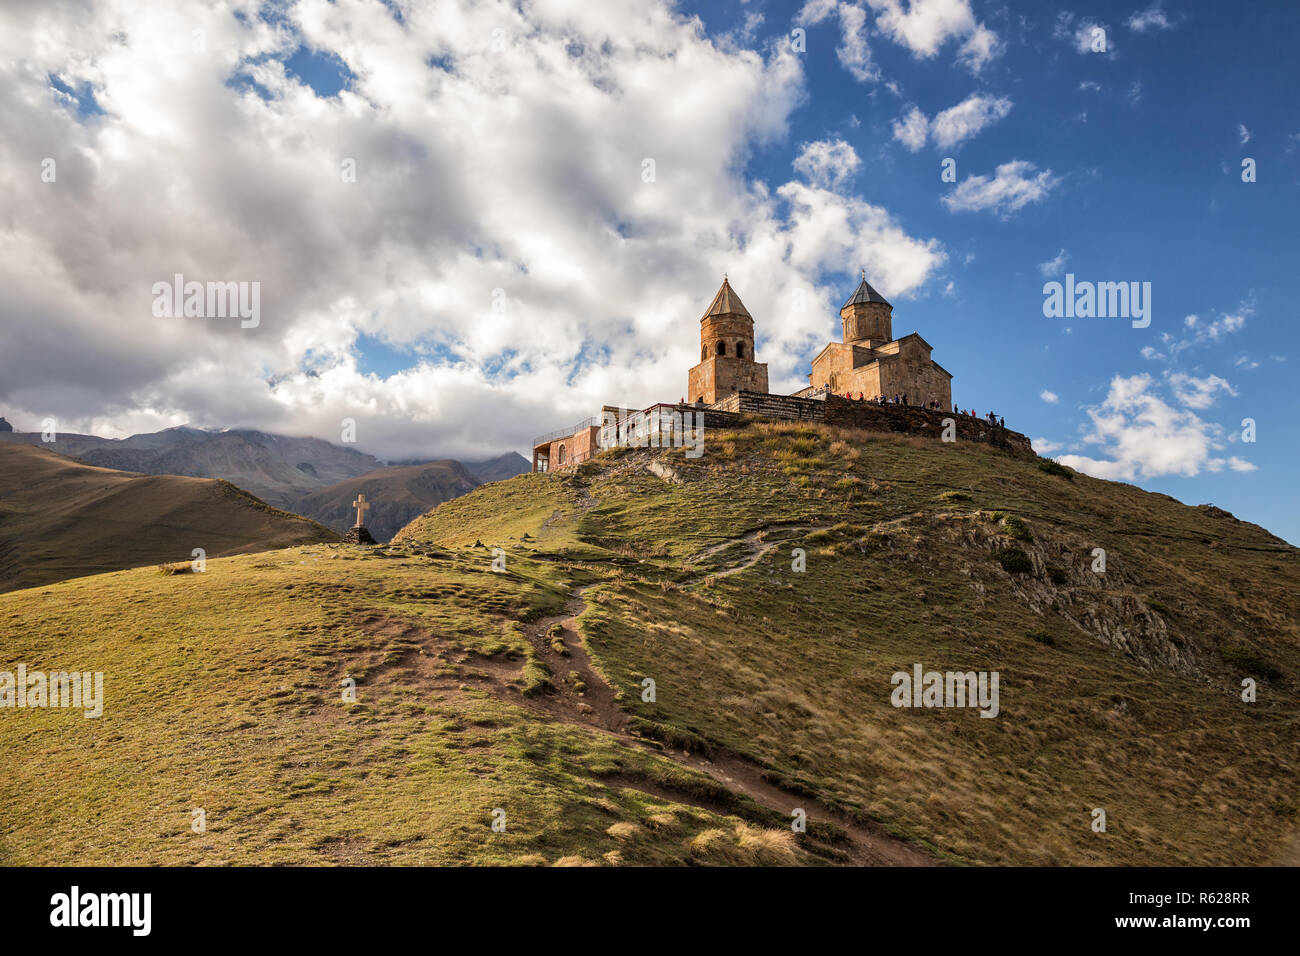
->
xmin=294 ymin=460 xmax=481 ymax=541
xmin=395 ymin=420 xmax=1300 ymax=866
xmin=0 ymin=442 xmax=337 ymax=591
xmin=0 ymin=421 xmax=1294 ymax=865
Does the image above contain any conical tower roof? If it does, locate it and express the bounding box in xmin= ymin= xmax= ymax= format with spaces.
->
xmin=843 ymin=271 xmax=891 ymax=309
xmin=702 ymin=277 xmax=752 ymax=320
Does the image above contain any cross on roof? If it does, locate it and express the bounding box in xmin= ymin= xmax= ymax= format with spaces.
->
xmin=352 ymin=493 xmax=370 ymax=528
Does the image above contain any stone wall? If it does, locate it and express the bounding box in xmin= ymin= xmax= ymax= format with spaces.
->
xmin=710 ymin=391 xmax=1032 ymax=455
xmin=712 ymin=391 xmax=825 ymax=421
xmin=822 ymin=395 xmax=1033 ymax=455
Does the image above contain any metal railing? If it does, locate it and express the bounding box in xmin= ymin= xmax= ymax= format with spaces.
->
xmin=532 ymin=416 xmax=601 ymax=448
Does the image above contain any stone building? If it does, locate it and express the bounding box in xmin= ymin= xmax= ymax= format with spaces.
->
xmin=806 ymin=273 xmax=952 ymax=408
xmin=532 ymin=271 xmax=966 ymax=472
xmin=686 ymin=278 xmax=769 ymax=405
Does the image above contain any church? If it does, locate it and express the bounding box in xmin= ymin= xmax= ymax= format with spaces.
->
xmin=687 ymin=273 xmax=952 ymax=408
xmin=532 ymin=272 xmax=961 ymax=472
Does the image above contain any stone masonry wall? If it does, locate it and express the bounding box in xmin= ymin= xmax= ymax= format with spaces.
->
xmin=822 ymin=395 xmax=1033 ymax=455
xmin=710 ymin=391 xmax=1033 ymax=456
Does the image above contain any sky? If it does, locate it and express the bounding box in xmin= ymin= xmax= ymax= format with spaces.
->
xmin=1 ymin=0 xmax=1297 ymax=543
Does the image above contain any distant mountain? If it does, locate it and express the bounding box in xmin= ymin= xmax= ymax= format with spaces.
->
xmin=0 ymin=426 xmax=527 ymax=520
xmin=463 ymin=452 xmax=531 ymax=484
xmin=294 ymin=460 xmax=482 ymax=542
xmin=0 ymin=442 xmax=336 ymax=592
xmin=0 ymin=427 xmax=383 ymax=509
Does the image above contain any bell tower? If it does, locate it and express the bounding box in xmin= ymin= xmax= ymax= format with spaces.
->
xmin=687 ymin=277 xmax=769 ymax=405
xmin=841 ymin=271 xmax=893 ymax=347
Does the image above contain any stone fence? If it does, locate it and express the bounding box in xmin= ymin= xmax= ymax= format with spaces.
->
xmin=708 ymin=391 xmax=1035 ymax=456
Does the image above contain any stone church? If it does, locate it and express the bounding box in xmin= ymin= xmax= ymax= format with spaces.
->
xmin=532 ymin=272 xmax=963 ymax=473
xmin=686 ymin=273 xmax=952 ymax=408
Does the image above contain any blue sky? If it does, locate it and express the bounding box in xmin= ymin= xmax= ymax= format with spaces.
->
xmin=3 ymin=0 xmax=1296 ymax=543
xmin=669 ymin=0 xmax=1298 ymax=543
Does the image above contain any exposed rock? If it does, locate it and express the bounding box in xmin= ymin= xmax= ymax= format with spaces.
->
xmin=344 ymin=526 xmax=377 ymax=545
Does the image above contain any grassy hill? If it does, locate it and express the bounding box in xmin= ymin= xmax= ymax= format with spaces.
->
xmin=294 ymin=459 xmax=481 ymax=542
xmin=0 ymin=421 xmax=1295 ymax=865
xmin=0 ymin=442 xmax=337 ymax=591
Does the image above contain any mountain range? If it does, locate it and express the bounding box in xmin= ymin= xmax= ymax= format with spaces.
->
xmin=0 ymin=423 xmax=528 ymax=541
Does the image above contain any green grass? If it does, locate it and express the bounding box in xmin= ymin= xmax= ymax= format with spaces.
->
xmin=3 ymin=419 xmax=1297 ymax=866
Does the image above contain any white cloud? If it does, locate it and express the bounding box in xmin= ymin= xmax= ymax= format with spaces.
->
xmin=892 ymin=105 xmax=930 ymax=151
xmin=799 ymin=0 xmax=1001 ymax=80
xmin=869 ymin=0 xmax=1001 ymax=69
xmin=1033 ymin=437 xmax=1063 ymax=454
xmin=1054 ymin=12 xmax=1113 ymax=55
xmin=799 ymin=0 xmax=879 ymax=82
xmin=793 ymin=139 xmax=862 ymax=189
xmin=891 ymin=93 xmax=1011 ymax=151
xmin=1057 ymin=374 xmax=1249 ymax=481
xmin=835 ymin=2 xmax=880 ymax=82
xmin=1141 ymin=303 xmax=1253 ymax=362
xmin=930 ymin=94 xmax=1012 ymax=148
xmin=1238 ymin=123 xmax=1252 ymax=145
xmin=1037 ymin=248 xmax=1068 ymax=277
xmin=942 ymin=160 xmax=1059 ymax=216
xmin=1167 ymin=372 xmax=1237 ymax=410
xmin=0 ymin=0 xmax=953 ymax=461
xmin=1040 ymin=389 xmax=1059 ymax=404
xmin=1126 ymin=5 xmax=1174 ymax=32
xmin=956 ymin=23 xmax=1001 ymax=72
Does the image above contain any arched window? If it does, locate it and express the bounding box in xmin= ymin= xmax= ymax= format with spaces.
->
xmin=736 ymin=342 xmax=745 ymax=358
xmin=716 ymin=341 xmax=726 ymax=355
xmin=557 ymin=444 xmax=566 ymax=465
xmin=701 ymin=345 xmax=707 ymax=361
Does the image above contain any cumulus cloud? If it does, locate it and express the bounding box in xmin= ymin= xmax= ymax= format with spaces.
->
xmin=798 ymin=0 xmax=1001 ymax=81
xmin=1238 ymin=123 xmax=1252 ymax=145
xmin=1167 ymin=373 xmax=1237 ymax=410
xmin=1039 ymin=389 xmax=1059 ymax=404
xmin=798 ymin=0 xmax=879 ymax=82
xmin=869 ymin=0 xmax=1002 ymax=70
xmin=892 ymin=93 xmax=1012 ymax=152
xmin=1143 ymin=302 xmax=1253 ymax=362
xmin=1054 ymin=12 xmax=1113 ymax=55
xmin=1057 ymin=374 xmax=1250 ymax=481
xmin=892 ymin=105 xmax=930 ymax=151
xmin=0 ymin=0 xmax=949 ymax=461
xmin=793 ymin=139 xmax=862 ymax=189
xmin=1126 ymin=5 xmax=1175 ymax=32
xmin=942 ymin=160 xmax=1059 ymax=216
xmin=1037 ymin=248 xmax=1068 ymax=277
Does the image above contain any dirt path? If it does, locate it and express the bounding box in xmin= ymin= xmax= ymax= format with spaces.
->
xmin=684 ymin=521 xmax=833 ymax=584
xmin=513 ymin=538 xmax=936 ymax=866
xmin=363 ymin=517 xmax=937 ymax=865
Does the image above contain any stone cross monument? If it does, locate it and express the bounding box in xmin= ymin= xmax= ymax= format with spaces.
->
xmin=343 ymin=492 xmax=376 ymax=545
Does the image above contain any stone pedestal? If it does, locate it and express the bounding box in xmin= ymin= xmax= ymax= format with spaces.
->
xmin=344 ymin=526 xmax=376 ymax=545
